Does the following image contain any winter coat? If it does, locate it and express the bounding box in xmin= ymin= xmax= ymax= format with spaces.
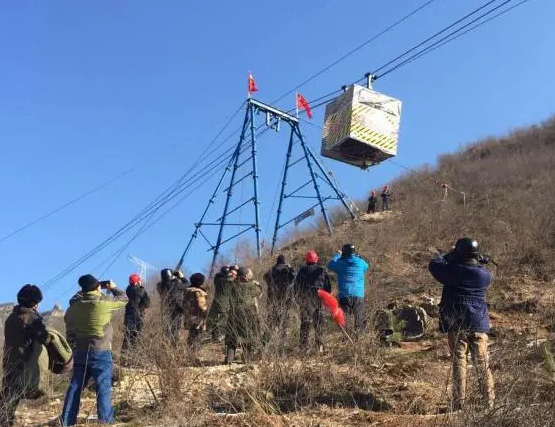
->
xmin=327 ymin=254 xmax=369 ymax=299
xmin=157 ymin=278 xmax=188 ymax=316
xmin=294 ymin=263 xmax=332 ymax=304
xmin=2 ymin=306 xmax=60 ymax=399
xmin=3 ymin=306 xmax=50 ymax=373
xmin=367 ymin=196 xmax=378 ymax=208
xmin=428 ymin=254 xmax=491 ymax=333
xmin=124 ymin=285 xmax=150 ymax=326
xmin=381 ymin=189 xmax=391 ymax=200
xmin=227 ymin=280 xmax=262 ymax=344
xmin=264 ymin=262 xmax=295 ymax=303
xmin=183 ymin=287 xmax=208 ymax=328
xmin=65 ymin=288 xmax=128 ymax=351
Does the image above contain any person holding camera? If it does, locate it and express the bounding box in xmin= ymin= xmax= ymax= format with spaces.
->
xmin=327 ymin=244 xmax=369 ymax=334
xmin=121 ymin=273 xmax=150 ymax=363
xmin=60 ymin=274 xmax=127 ymax=426
xmin=428 ymin=237 xmax=495 ymax=411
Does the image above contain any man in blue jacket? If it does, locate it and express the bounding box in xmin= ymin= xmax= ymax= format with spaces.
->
xmin=327 ymin=243 xmax=369 ymax=334
xmin=429 ymin=237 xmax=495 ymax=410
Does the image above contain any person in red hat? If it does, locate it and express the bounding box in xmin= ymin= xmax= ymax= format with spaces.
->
xmin=294 ymin=251 xmax=332 ymax=353
xmin=121 ymin=273 xmax=150 ymax=363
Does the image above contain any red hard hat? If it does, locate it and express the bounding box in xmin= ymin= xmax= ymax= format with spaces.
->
xmin=305 ymin=250 xmax=319 ymax=264
xmin=129 ymin=274 xmax=141 ymax=285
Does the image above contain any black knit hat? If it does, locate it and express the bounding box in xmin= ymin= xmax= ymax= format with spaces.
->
xmin=17 ymin=284 xmax=43 ymax=308
xmin=276 ymin=254 xmax=286 ymax=264
xmin=78 ymin=274 xmax=101 ymax=292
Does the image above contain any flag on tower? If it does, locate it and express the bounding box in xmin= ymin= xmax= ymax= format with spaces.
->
xmin=248 ymin=73 xmax=258 ymax=94
xmin=296 ymin=93 xmax=313 ymax=119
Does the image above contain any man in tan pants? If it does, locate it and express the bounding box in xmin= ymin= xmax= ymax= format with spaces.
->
xmin=429 ymin=237 xmax=495 ymax=410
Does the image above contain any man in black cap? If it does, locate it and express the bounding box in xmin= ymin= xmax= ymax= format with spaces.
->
xmin=429 ymin=237 xmax=495 ymax=410
xmin=263 ymin=255 xmax=295 ymax=341
xmin=0 ymin=285 xmax=49 ymax=427
xmin=60 ymin=274 xmax=127 ymax=426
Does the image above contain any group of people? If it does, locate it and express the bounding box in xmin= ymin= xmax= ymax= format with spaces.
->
xmin=0 ymin=235 xmax=496 ymax=426
xmin=367 ymin=185 xmax=392 ymax=213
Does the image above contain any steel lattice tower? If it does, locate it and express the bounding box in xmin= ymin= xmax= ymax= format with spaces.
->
xmin=178 ymin=98 xmax=355 ymax=274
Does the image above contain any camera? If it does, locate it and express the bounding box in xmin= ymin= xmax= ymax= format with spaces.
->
xmin=99 ymin=280 xmax=111 ymax=289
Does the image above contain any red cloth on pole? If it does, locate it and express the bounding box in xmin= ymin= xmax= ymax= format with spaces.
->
xmin=248 ymin=73 xmax=258 ymax=94
xmin=296 ymin=93 xmax=313 ymax=118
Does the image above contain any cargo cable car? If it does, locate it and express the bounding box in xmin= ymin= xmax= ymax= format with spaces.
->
xmin=321 ymin=76 xmax=402 ymax=169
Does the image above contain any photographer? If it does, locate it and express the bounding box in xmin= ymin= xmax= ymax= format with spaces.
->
xmin=121 ymin=273 xmax=150 ymax=363
xmin=428 ymin=237 xmax=495 ymax=411
xmin=60 ymin=274 xmax=127 ymax=426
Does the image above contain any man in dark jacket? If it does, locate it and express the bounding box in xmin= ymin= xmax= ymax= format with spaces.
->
xmin=367 ymin=191 xmax=378 ymax=214
xmin=121 ymin=273 xmax=150 ymax=361
xmin=381 ymin=185 xmax=391 ymax=211
xmin=429 ymin=237 xmax=495 ymax=410
xmin=327 ymin=244 xmax=369 ymax=334
xmin=294 ymin=251 xmax=332 ymax=352
xmin=264 ymin=255 xmax=295 ymax=336
xmin=0 ymin=285 xmax=49 ymax=427
xmin=157 ymin=269 xmax=188 ymax=345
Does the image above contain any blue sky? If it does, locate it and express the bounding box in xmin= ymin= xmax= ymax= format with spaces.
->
xmin=1 ymin=0 xmax=553 ymax=308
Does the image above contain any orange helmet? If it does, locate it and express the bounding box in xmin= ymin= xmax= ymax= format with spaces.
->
xmin=305 ymin=250 xmax=319 ymax=264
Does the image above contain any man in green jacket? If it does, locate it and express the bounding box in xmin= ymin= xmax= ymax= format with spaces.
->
xmin=60 ymin=274 xmax=127 ymax=426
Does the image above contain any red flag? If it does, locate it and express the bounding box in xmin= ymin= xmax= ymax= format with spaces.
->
xmin=296 ymin=93 xmax=313 ymax=119
xmin=248 ymin=73 xmax=258 ymax=94
xmin=317 ymin=290 xmax=346 ymax=327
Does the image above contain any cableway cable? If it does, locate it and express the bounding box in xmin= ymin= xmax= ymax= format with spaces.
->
xmin=271 ymin=0 xmax=442 ymax=105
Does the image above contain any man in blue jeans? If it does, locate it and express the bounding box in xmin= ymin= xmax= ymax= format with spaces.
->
xmin=61 ymin=274 xmax=127 ymax=426
xmin=327 ymin=244 xmax=369 ymax=334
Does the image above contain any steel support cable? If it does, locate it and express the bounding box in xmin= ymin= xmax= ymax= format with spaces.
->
xmin=0 ymin=144 xmax=177 ymax=244
xmin=293 ymin=0 xmax=523 ymax=113
xmin=42 ymin=144 xmax=242 ymax=290
xmin=44 ymin=120 xmax=270 ymax=292
xmin=52 ymin=158 xmax=233 ymax=302
xmin=371 ymin=0 xmax=500 ymax=76
xmin=375 ymin=0 xmax=520 ymax=79
xmin=43 ymin=128 xmax=267 ymax=292
xmin=381 ymin=0 xmax=537 ymax=75
xmin=0 ymin=101 xmax=246 ymax=244
xmin=271 ymin=0 xmax=442 ymax=105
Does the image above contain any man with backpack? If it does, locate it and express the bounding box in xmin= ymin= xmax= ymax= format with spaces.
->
xmin=0 ymin=285 xmax=50 ymax=427
xmin=263 ymin=255 xmax=295 ymax=339
xmin=121 ymin=273 xmax=150 ymax=362
xmin=294 ymin=251 xmax=332 ymax=353
xmin=327 ymin=244 xmax=369 ymax=334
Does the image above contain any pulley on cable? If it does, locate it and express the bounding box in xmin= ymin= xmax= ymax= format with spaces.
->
xmin=321 ymin=74 xmax=402 ymax=169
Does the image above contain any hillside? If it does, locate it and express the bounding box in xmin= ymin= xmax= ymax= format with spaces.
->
xmin=6 ymin=117 xmax=555 ymax=427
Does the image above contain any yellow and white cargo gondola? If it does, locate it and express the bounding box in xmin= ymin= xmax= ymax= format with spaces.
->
xmin=321 ymin=84 xmax=402 ymax=169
